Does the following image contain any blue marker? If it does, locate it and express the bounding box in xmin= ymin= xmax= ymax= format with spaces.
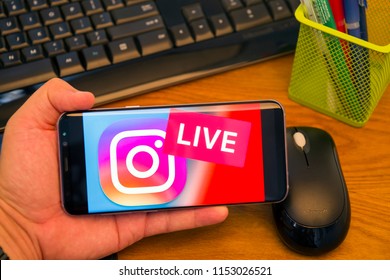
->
xmin=343 ymin=0 xmax=361 ymax=38
xmin=358 ymin=0 xmax=368 ymax=41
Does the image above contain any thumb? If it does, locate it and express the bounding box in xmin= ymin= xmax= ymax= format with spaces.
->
xmin=8 ymin=78 xmax=95 ymax=131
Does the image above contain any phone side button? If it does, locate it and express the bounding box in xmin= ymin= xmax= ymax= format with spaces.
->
xmin=64 ymin=157 xmax=69 ymax=172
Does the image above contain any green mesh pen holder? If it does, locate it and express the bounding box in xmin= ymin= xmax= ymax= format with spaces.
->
xmin=289 ymin=3 xmax=390 ymax=127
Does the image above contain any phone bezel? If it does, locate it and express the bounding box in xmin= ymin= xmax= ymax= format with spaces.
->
xmin=58 ymin=100 xmax=288 ymax=215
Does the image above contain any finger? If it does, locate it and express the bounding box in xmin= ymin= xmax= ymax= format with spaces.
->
xmin=111 ymin=206 xmax=228 ymax=252
xmin=143 ymin=206 xmax=229 ymax=238
xmin=8 ymin=78 xmax=95 ymax=130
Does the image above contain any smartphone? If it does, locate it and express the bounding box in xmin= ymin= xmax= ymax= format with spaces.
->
xmin=58 ymin=100 xmax=288 ymax=215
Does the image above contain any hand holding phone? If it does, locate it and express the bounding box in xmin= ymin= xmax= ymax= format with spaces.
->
xmin=0 ymin=78 xmax=230 ymax=259
xmin=58 ymin=100 xmax=288 ymax=215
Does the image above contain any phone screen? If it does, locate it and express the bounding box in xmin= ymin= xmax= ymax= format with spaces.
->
xmin=58 ymin=101 xmax=287 ymax=214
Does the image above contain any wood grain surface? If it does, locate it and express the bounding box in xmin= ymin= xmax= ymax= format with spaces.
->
xmin=101 ymin=54 xmax=390 ymax=260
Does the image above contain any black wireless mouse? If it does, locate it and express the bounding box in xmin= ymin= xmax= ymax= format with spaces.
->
xmin=272 ymin=127 xmax=350 ymax=255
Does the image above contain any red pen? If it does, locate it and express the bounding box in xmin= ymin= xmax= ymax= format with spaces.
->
xmin=328 ymin=0 xmax=352 ymax=72
xmin=328 ymin=0 xmax=346 ymax=33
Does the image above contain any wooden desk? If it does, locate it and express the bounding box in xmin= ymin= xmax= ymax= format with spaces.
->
xmin=104 ymin=54 xmax=390 ymax=260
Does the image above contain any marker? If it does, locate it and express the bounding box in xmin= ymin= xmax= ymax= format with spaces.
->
xmin=358 ymin=0 xmax=368 ymax=41
xmin=312 ymin=0 xmax=337 ymax=29
xmin=343 ymin=0 xmax=361 ymax=38
xmin=329 ymin=0 xmax=346 ymax=33
xmin=328 ymin=0 xmax=350 ymax=74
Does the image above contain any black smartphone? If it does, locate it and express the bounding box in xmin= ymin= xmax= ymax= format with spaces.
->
xmin=58 ymin=100 xmax=288 ymax=215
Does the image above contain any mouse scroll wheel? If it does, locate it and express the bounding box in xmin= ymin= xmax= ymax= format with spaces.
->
xmin=293 ymin=132 xmax=306 ymax=150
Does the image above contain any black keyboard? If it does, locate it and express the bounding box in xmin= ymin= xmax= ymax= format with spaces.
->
xmin=0 ymin=0 xmax=300 ymax=131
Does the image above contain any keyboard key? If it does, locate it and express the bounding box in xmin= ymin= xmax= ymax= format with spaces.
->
xmin=230 ymin=4 xmax=272 ymax=31
xmin=102 ymin=0 xmax=124 ymax=11
xmin=4 ymin=0 xmax=27 ymax=16
xmin=190 ymin=18 xmax=214 ymax=42
xmin=0 ymin=17 xmax=20 ymax=35
xmin=50 ymin=22 xmax=72 ymax=39
xmin=170 ymin=23 xmax=194 ymax=47
xmin=86 ymin=29 xmax=109 ymax=45
xmin=56 ymin=51 xmax=84 ymax=76
xmin=0 ymin=3 xmax=6 ymax=18
xmin=126 ymin=0 xmax=151 ymax=5
xmin=182 ymin=3 xmax=204 ymax=22
xmin=19 ymin=12 xmax=41 ymax=30
xmin=21 ymin=45 xmax=45 ymax=61
xmin=285 ymin=0 xmax=300 ymax=11
xmin=242 ymin=0 xmax=262 ymax=5
xmin=267 ymin=0 xmax=292 ymax=21
xmin=221 ymin=0 xmax=243 ymax=12
xmin=82 ymin=45 xmax=111 ymax=70
xmin=44 ymin=40 xmax=66 ymax=56
xmin=209 ymin=13 xmax=233 ymax=37
xmin=82 ymin=0 xmax=104 ymax=16
xmin=0 ymin=50 xmax=22 ymax=67
xmin=91 ymin=12 xmax=113 ymax=29
xmin=138 ymin=29 xmax=172 ymax=56
xmin=70 ymin=17 xmax=93 ymax=34
xmin=108 ymin=37 xmax=140 ymax=63
xmin=27 ymin=0 xmax=49 ymax=11
xmin=6 ymin=32 xmax=29 ymax=50
xmin=65 ymin=35 xmax=87 ymax=51
xmin=107 ymin=15 xmax=164 ymax=40
xmin=50 ymin=0 xmax=69 ymax=6
xmin=28 ymin=27 xmax=51 ymax=44
xmin=40 ymin=7 xmax=63 ymax=25
xmin=0 ymin=58 xmax=56 ymax=93
xmin=111 ymin=1 xmax=158 ymax=24
xmin=0 ymin=37 xmax=6 ymax=52
xmin=61 ymin=2 xmax=84 ymax=21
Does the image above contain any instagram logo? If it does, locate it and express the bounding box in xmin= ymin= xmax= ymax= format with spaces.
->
xmin=98 ymin=118 xmax=186 ymax=206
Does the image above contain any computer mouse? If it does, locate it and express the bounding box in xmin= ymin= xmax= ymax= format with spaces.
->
xmin=272 ymin=127 xmax=351 ymax=255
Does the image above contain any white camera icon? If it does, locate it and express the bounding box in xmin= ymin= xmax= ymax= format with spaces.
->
xmin=110 ymin=129 xmax=176 ymax=194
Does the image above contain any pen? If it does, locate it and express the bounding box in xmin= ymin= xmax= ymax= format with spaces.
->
xmin=328 ymin=0 xmax=350 ymax=72
xmin=358 ymin=0 xmax=368 ymax=41
xmin=329 ymin=0 xmax=346 ymax=33
xmin=357 ymin=0 xmax=370 ymax=105
xmin=343 ymin=0 xmax=361 ymax=38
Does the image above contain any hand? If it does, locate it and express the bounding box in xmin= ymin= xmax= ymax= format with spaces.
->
xmin=0 ymin=78 xmax=228 ymax=260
